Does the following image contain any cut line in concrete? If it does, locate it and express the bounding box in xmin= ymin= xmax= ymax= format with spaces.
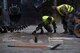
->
xmin=8 ymin=44 xmax=61 ymax=50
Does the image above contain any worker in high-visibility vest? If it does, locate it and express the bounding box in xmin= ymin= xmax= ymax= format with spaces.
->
xmin=52 ymin=4 xmax=75 ymax=34
xmin=32 ymin=15 xmax=57 ymax=34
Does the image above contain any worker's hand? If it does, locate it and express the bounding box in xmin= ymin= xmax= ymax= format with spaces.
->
xmin=32 ymin=31 xmax=36 ymax=34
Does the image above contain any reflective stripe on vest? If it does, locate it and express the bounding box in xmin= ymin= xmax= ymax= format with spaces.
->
xmin=65 ymin=5 xmax=74 ymax=13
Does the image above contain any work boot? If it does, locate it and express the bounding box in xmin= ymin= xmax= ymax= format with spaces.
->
xmin=68 ymin=31 xmax=74 ymax=35
xmin=68 ymin=29 xmax=74 ymax=35
xmin=68 ymin=33 xmax=74 ymax=35
xmin=54 ymin=30 xmax=56 ymax=33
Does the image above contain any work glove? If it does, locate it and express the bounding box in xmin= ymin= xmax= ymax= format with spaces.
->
xmin=32 ymin=31 xmax=36 ymax=34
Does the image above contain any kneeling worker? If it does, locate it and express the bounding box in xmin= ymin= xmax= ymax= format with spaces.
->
xmin=32 ymin=15 xmax=57 ymax=34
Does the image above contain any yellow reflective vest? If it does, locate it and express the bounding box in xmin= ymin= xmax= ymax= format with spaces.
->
xmin=57 ymin=4 xmax=74 ymax=16
xmin=42 ymin=16 xmax=54 ymax=25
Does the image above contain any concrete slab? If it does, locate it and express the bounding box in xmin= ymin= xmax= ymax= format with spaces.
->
xmin=0 ymin=25 xmax=80 ymax=53
xmin=0 ymin=32 xmax=80 ymax=53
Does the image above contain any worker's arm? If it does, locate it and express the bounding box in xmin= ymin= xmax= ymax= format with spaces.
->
xmin=32 ymin=22 xmax=44 ymax=34
xmin=36 ymin=22 xmax=44 ymax=31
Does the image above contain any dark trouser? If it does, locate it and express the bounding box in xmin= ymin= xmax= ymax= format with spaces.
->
xmin=68 ymin=25 xmax=74 ymax=34
xmin=61 ymin=16 xmax=68 ymax=32
xmin=61 ymin=13 xmax=75 ymax=33
xmin=44 ymin=24 xmax=53 ymax=32
xmin=36 ymin=22 xmax=53 ymax=33
xmin=67 ymin=14 xmax=75 ymax=34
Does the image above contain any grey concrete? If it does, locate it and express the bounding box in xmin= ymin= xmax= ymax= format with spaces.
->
xmin=0 ymin=25 xmax=80 ymax=53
